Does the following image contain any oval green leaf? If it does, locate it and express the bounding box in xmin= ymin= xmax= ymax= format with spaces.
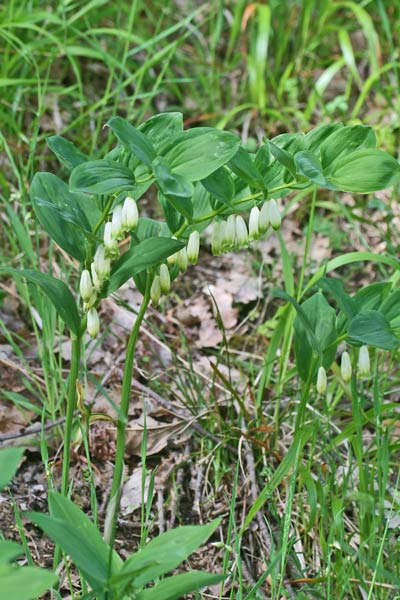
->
xmin=70 ymin=160 xmax=135 ymax=195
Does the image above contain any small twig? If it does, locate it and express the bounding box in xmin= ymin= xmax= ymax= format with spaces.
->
xmin=0 ymin=414 xmax=70 ymax=444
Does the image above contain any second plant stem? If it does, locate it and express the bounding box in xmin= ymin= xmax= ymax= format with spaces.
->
xmin=105 ymin=277 xmax=152 ymax=550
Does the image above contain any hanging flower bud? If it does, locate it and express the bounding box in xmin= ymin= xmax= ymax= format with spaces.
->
xmin=211 ymin=222 xmax=224 ymax=255
xmin=150 ymin=275 xmax=161 ymax=306
xmin=258 ymin=201 xmax=270 ymax=234
xmin=83 ymin=291 xmax=97 ymax=312
xmin=87 ymin=307 xmax=100 ymax=338
xmin=268 ymin=200 xmax=281 ymax=230
xmin=110 ymin=205 xmax=124 ymax=239
xmin=235 ymin=215 xmax=248 ymax=248
xmin=167 ymin=251 xmax=178 ymax=266
xmin=316 ymin=366 xmax=327 ymax=394
xmin=91 ymin=263 xmax=102 ymax=291
xmin=187 ymin=230 xmax=200 ymax=264
xmin=79 ymin=270 xmax=93 ymax=303
xmin=358 ymin=345 xmax=370 ymax=377
xmin=177 ymin=247 xmax=188 ymax=272
xmin=121 ymin=196 xmax=138 ymax=230
xmin=93 ymin=244 xmax=111 ymax=281
xmin=340 ymin=351 xmax=352 ymax=383
xmin=224 ymin=215 xmax=236 ymax=248
xmin=103 ymin=222 xmax=119 ymax=257
xmin=248 ymin=206 xmax=260 ymax=241
xmin=159 ymin=264 xmax=171 ymax=295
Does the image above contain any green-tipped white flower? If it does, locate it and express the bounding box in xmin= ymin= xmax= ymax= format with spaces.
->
xmin=79 ymin=269 xmax=94 ymax=303
xmin=121 ymin=196 xmax=138 ymax=230
xmin=91 ymin=263 xmax=102 ymax=292
xmin=110 ymin=205 xmax=124 ymax=239
xmin=235 ymin=215 xmax=248 ymax=248
xmin=87 ymin=307 xmax=100 ymax=338
xmin=159 ymin=264 xmax=171 ymax=295
xmin=225 ymin=215 xmax=236 ymax=248
xmin=167 ymin=251 xmax=178 ymax=266
xmin=150 ymin=275 xmax=161 ymax=306
xmin=316 ymin=366 xmax=327 ymax=394
xmin=258 ymin=201 xmax=270 ymax=234
xmin=83 ymin=291 xmax=97 ymax=312
xmin=177 ymin=247 xmax=188 ymax=272
xmin=93 ymin=245 xmax=111 ymax=281
xmin=340 ymin=351 xmax=352 ymax=383
xmin=248 ymin=206 xmax=260 ymax=240
xmin=358 ymin=345 xmax=370 ymax=377
xmin=211 ymin=222 xmax=225 ymax=255
xmin=268 ymin=200 xmax=281 ymax=230
xmin=187 ymin=230 xmax=200 ymax=264
xmin=103 ymin=222 xmax=119 ymax=256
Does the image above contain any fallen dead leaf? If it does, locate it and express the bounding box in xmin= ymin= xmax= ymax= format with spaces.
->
xmin=125 ymin=415 xmax=188 ymax=456
xmin=120 ymin=467 xmax=150 ymax=515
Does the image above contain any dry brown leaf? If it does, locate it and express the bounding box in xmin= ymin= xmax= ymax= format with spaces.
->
xmin=120 ymin=467 xmax=150 ymax=515
xmin=125 ymin=415 xmax=188 ymax=456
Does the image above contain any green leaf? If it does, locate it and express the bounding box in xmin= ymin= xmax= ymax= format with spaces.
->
xmin=113 ymin=519 xmax=221 ymax=589
xmin=353 ymin=282 xmax=391 ymax=313
xmin=104 ymin=237 xmax=184 ymax=295
xmin=0 ymin=447 xmax=24 ymax=491
xmin=136 ymin=572 xmax=225 ymax=600
xmin=347 ymin=311 xmax=399 ymax=350
xmin=158 ymin=193 xmax=184 ymax=235
xmin=161 ymin=130 xmax=240 ymax=181
xmin=30 ymin=172 xmax=89 ymax=261
xmin=318 ymin=278 xmax=357 ymax=319
xmin=0 ymin=564 xmax=57 ymax=600
xmin=0 ymin=268 xmax=80 ymax=334
xmin=273 ymin=290 xmax=321 ymax=356
xmin=294 ymin=151 xmax=335 ymax=188
xmin=0 ymin=541 xmax=24 ymax=564
xmin=304 ymin=123 xmax=343 ymax=154
xmin=320 ymin=125 xmax=376 ymax=170
xmin=140 ymin=112 xmax=183 ymax=151
xmin=327 ymin=149 xmax=400 ymax=193
xmin=70 ymin=160 xmax=135 ymax=195
xmin=268 ymin=141 xmax=297 ymax=178
xmin=227 ymin=146 xmax=265 ymax=187
xmin=201 ymin=167 xmax=235 ymax=206
xmin=107 ymin=117 xmax=156 ymax=166
xmin=294 ymin=292 xmax=338 ymax=381
xmin=47 ymin=136 xmax=88 ymax=171
xmin=152 ymin=157 xmax=194 ymax=220
xmin=380 ymin=288 xmax=400 ymax=323
xmin=27 ymin=491 xmax=122 ymax=590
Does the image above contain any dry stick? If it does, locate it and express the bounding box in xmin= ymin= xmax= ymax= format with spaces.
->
xmin=0 ymin=414 xmax=70 ymax=444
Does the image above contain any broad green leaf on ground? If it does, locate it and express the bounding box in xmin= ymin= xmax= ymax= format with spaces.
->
xmin=30 ymin=172 xmax=89 ymax=261
xmin=347 ymin=311 xmax=399 ymax=350
xmin=320 ymin=124 xmax=376 ymax=170
xmin=47 ymin=136 xmax=88 ymax=171
xmin=353 ymin=282 xmax=392 ymax=312
xmin=327 ymin=149 xmax=400 ymax=192
xmin=0 ymin=541 xmax=24 ymax=564
xmin=318 ymin=278 xmax=357 ymax=319
xmin=160 ymin=129 xmax=240 ymax=181
xmin=112 ymin=519 xmax=221 ymax=589
xmin=0 ymin=447 xmax=25 ymax=490
xmin=107 ymin=117 xmax=156 ymax=166
xmin=0 ymin=564 xmax=57 ymax=600
xmin=70 ymin=160 xmax=135 ymax=194
xmin=135 ymin=572 xmax=225 ymax=600
xmin=27 ymin=492 xmax=122 ymax=590
xmin=380 ymin=288 xmax=400 ymax=323
xmin=0 ymin=268 xmax=80 ymax=334
xmin=294 ymin=291 xmax=338 ymax=381
xmin=104 ymin=237 xmax=184 ymax=295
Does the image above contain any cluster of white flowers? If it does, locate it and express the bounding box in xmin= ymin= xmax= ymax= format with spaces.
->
xmin=316 ymin=345 xmax=371 ymax=394
xmin=80 ymin=196 xmax=139 ymax=338
xmin=210 ymin=200 xmax=281 ymax=256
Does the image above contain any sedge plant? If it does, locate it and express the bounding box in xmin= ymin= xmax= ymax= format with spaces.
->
xmin=1 ymin=113 xmax=400 ymax=598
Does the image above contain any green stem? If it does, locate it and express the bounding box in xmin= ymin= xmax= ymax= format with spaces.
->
xmin=61 ymin=335 xmax=81 ymax=496
xmin=297 ymin=185 xmax=317 ymax=300
xmin=105 ymin=277 xmax=152 ymax=548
